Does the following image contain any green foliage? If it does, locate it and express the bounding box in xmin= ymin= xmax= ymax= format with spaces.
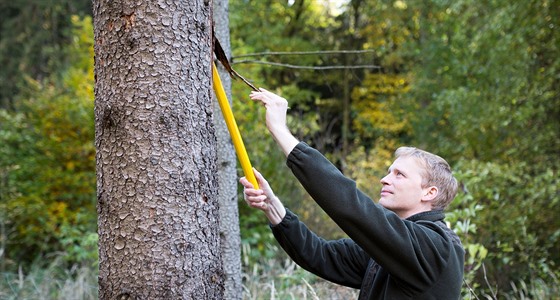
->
xmin=351 ymin=73 xmax=412 ymax=147
xmin=230 ymin=0 xmax=372 ymax=155
xmin=406 ymin=0 xmax=559 ymax=163
xmin=0 ymin=0 xmax=91 ymax=109
xmin=446 ymin=179 xmax=489 ymax=295
xmin=0 ymin=16 xmax=96 ymax=269
xmin=230 ymin=0 xmax=357 ymax=256
xmin=451 ymin=160 xmax=559 ymax=295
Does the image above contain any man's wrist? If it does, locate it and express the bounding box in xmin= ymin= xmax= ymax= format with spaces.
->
xmin=268 ymin=124 xmax=290 ymax=137
xmin=269 ymin=128 xmax=298 ymax=157
xmin=265 ymin=197 xmax=286 ymax=225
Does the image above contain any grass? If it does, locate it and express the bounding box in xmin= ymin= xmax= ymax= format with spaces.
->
xmin=0 ymin=255 xmax=356 ymax=300
xmin=1 ymin=256 xmax=557 ymax=299
xmin=0 ymin=257 xmax=98 ymax=300
xmin=241 ymin=257 xmax=358 ymax=300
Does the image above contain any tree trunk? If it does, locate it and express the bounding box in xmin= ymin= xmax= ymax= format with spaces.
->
xmin=93 ymin=0 xmax=224 ymax=298
xmin=213 ymin=0 xmax=243 ymax=299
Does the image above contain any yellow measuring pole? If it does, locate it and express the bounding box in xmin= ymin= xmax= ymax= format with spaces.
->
xmin=212 ymin=63 xmax=259 ymax=189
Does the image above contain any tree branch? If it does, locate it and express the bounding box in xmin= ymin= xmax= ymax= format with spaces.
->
xmin=233 ymin=49 xmax=378 ymax=58
xmin=232 ymin=59 xmax=381 ymax=70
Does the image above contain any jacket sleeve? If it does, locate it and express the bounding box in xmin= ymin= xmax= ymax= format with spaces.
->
xmin=271 ymin=209 xmax=370 ymax=289
xmin=286 ymin=142 xmax=456 ymax=292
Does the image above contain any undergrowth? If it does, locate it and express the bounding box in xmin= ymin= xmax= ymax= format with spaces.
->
xmin=0 ymin=253 xmax=557 ymax=299
xmin=0 ymin=257 xmax=97 ymax=300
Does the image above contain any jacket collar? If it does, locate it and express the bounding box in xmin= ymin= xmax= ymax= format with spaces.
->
xmin=406 ymin=209 xmax=445 ymax=222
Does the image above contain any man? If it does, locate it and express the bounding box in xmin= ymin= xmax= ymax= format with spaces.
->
xmin=240 ymin=88 xmax=465 ymax=299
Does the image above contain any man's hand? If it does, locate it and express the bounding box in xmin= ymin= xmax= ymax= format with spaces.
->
xmin=240 ymin=168 xmax=286 ymax=225
xmin=249 ymin=88 xmax=299 ymax=157
xmin=249 ymin=88 xmax=289 ymax=132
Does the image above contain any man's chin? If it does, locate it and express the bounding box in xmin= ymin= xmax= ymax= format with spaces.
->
xmin=378 ymin=198 xmax=391 ymax=209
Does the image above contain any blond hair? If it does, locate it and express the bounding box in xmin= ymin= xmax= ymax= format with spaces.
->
xmin=395 ymin=147 xmax=458 ymax=210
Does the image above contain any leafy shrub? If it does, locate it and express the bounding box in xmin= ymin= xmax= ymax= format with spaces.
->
xmin=0 ymin=16 xmax=96 ymax=269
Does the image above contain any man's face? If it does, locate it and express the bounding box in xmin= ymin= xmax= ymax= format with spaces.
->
xmin=379 ymin=156 xmax=428 ymax=218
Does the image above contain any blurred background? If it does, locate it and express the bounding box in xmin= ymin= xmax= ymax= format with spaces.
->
xmin=0 ymin=0 xmax=558 ymax=299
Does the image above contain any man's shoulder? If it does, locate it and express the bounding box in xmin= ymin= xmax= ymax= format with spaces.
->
xmin=433 ymin=220 xmax=463 ymax=248
xmin=413 ymin=218 xmax=464 ymax=249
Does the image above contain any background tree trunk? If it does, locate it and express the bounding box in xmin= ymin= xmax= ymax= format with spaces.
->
xmin=93 ymin=0 xmax=224 ymax=298
xmin=213 ymin=0 xmax=243 ymax=299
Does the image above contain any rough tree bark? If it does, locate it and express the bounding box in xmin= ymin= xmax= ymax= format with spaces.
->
xmin=93 ymin=0 xmax=224 ymax=298
xmin=213 ymin=0 xmax=243 ymax=299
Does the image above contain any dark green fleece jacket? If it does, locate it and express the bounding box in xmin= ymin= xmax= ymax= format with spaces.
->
xmin=271 ymin=142 xmax=464 ymax=299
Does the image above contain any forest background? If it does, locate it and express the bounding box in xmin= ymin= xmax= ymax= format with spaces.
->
xmin=0 ymin=0 xmax=558 ymax=299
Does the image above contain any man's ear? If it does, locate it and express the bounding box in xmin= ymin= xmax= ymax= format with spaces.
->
xmin=421 ymin=186 xmax=438 ymax=202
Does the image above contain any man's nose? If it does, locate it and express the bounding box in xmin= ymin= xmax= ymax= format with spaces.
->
xmin=380 ymin=174 xmax=390 ymax=185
